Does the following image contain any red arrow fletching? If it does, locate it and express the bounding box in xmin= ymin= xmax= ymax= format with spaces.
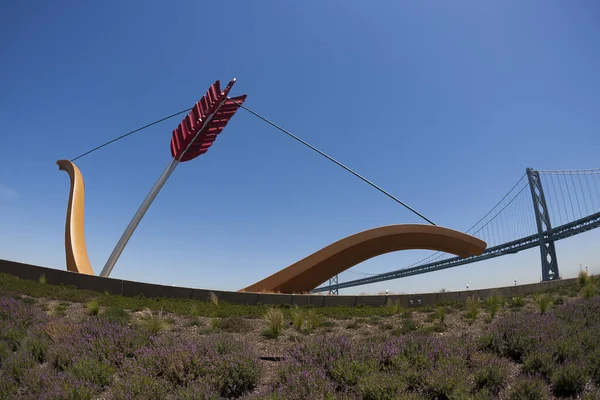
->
xmin=170 ymin=78 xmax=247 ymax=162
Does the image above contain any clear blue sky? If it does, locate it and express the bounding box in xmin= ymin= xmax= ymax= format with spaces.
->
xmin=1 ymin=1 xmax=599 ymax=294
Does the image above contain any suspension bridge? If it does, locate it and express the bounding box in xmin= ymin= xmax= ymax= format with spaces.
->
xmin=314 ymin=168 xmax=600 ymax=294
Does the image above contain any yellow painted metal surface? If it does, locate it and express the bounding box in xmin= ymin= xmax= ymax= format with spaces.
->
xmin=241 ymin=224 xmax=487 ymax=294
xmin=57 ymin=160 xmax=94 ymax=275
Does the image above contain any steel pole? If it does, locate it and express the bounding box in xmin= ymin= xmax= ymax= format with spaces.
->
xmin=99 ymin=93 xmax=229 ymax=278
xmin=99 ymin=158 xmax=179 ymax=277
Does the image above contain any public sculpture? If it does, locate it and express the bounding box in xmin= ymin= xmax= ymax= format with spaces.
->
xmin=55 ymin=77 xmax=487 ymax=294
xmin=57 ymin=159 xmax=486 ymax=293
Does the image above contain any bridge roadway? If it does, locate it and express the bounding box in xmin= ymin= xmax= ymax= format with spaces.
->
xmin=313 ymin=211 xmax=600 ymax=293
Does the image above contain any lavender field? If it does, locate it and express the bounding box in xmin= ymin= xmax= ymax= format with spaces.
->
xmin=0 ymin=272 xmax=599 ymax=399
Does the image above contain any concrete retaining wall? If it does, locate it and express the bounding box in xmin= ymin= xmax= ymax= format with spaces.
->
xmin=0 ymin=259 xmax=578 ymax=308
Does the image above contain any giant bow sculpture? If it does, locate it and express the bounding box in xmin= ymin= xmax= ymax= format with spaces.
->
xmin=57 ymin=78 xmax=487 ymax=294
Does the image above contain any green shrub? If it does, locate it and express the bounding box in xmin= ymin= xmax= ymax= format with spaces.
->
xmin=111 ymin=373 xmax=170 ymax=400
xmin=305 ymin=309 xmax=321 ymax=333
xmin=21 ymin=297 xmax=36 ymax=305
xmin=171 ymin=380 xmax=221 ymax=399
xmin=330 ymin=357 xmax=377 ymax=388
xmin=214 ymin=356 xmax=262 ymax=398
xmin=554 ymin=338 xmax=582 ymax=364
xmin=534 ymin=293 xmax=552 ymax=314
xmin=68 ymin=357 xmax=116 ymax=387
xmin=0 ymin=340 xmax=11 ymax=366
xmin=20 ymin=367 xmax=96 ymax=400
xmin=472 ymin=388 xmax=493 ymax=400
xmin=523 ymin=351 xmax=555 ymax=378
xmin=356 ymin=372 xmax=401 ymax=400
xmin=86 ymin=299 xmax=100 ymax=315
xmin=291 ymin=306 xmax=305 ymax=332
xmin=581 ymin=281 xmax=596 ymax=299
xmin=189 ymin=302 xmax=201 ymax=317
xmin=423 ymin=357 xmax=472 ymax=399
xmin=391 ymin=319 xmax=418 ymax=336
xmin=485 ymin=291 xmax=504 ymax=307
xmin=50 ymin=345 xmax=76 ymax=371
xmin=578 ymin=329 xmax=600 ymax=353
xmin=99 ymin=306 xmax=130 ymax=325
xmin=261 ymin=308 xmax=284 ymax=339
xmin=507 ymin=375 xmax=551 ymax=400
xmin=21 ymin=331 xmax=49 ymax=363
xmin=52 ymin=303 xmax=68 ymax=316
xmin=0 ymin=376 xmax=18 ymax=398
xmin=433 ymin=321 xmax=446 ymax=332
xmin=209 ymin=292 xmax=219 ymax=306
xmin=3 ymin=350 xmax=35 ymax=383
xmin=138 ymin=309 xmax=169 ymax=334
xmin=476 ymin=318 xmax=539 ymax=363
xmin=319 ymin=320 xmax=336 ymax=328
xmin=589 ymin=347 xmax=600 ymax=385
xmin=510 ymin=296 xmax=525 ymax=308
xmin=485 ymin=292 xmax=504 ymax=320
xmin=578 ymin=270 xmax=590 ymax=287
xmin=384 ymin=298 xmax=398 ymax=316
xmin=583 ymin=391 xmax=600 ymax=400
xmin=270 ymin=364 xmax=337 ymax=399
xmin=435 ymin=306 xmax=446 ymax=323
xmin=463 ymin=296 xmax=480 ymax=321
xmin=551 ymin=362 xmax=587 ymax=397
xmin=473 ymin=354 xmax=509 ymax=395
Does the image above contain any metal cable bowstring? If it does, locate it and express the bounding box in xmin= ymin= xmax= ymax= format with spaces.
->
xmin=67 ymin=98 xmax=435 ymax=225
xmin=226 ymin=97 xmax=437 ymax=226
xmin=70 ymin=108 xmax=193 ymax=161
xmin=226 ymin=97 xmax=444 ymax=279
xmin=66 ymin=96 xmax=438 ymax=280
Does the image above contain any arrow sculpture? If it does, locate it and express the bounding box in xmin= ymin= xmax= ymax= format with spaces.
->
xmin=56 ymin=77 xmax=487 ymax=293
xmin=58 ymin=78 xmax=246 ymax=277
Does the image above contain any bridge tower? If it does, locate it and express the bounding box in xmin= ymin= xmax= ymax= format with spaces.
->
xmin=526 ymin=168 xmax=560 ymax=281
xmin=328 ymin=275 xmax=339 ymax=295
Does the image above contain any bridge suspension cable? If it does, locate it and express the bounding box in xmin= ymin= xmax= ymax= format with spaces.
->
xmin=349 ymin=172 xmax=529 ymax=276
xmin=537 ymin=169 xmax=600 ymax=226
